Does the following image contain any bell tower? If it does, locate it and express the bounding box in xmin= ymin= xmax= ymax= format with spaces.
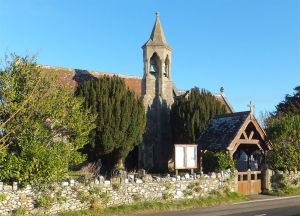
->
xmin=140 ymin=13 xmax=174 ymax=171
xmin=142 ymin=12 xmax=173 ymax=108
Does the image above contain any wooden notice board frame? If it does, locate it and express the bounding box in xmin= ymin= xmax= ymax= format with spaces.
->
xmin=174 ymin=144 xmax=197 ymax=175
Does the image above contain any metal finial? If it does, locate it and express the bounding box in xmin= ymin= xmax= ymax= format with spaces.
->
xmin=155 ymin=12 xmax=160 ymax=18
xmin=248 ymin=100 xmax=255 ymax=114
xmin=220 ymin=87 xmax=224 ymax=95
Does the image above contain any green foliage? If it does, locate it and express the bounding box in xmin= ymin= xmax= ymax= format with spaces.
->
xmin=0 ymin=54 xmax=96 ymax=185
xmin=76 ymin=76 xmax=146 ymax=168
xmin=275 ymin=86 xmax=300 ymax=116
xmin=13 ymin=207 xmax=26 ymax=215
xmin=99 ymin=192 xmax=111 ymax=204
xmin=0 ymin=193 xmax=7 ymax=201
xmin=170 ymin=88 xmax=227 ymax=143
xmin=202 ymin=151 xmax=235 ymax=173
xmin=36 ymin=194 xmax=55 ymax=208
xmin=89 ymin=186 xmax=102 ymax=196
xmin=132 ymin=193 xmax=142 ymax=202
xmin=266 ymin=115 xmax=300 ymax=171
xmin=78 ymin=191 xmax=90 ymax=203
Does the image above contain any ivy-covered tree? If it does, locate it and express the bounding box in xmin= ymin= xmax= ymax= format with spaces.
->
xmin=170 ymin=87 xmax=227 ymax=144
xmin=76 ymin=76 xmax=146 ymax=170
xmin=0 ymin=54 xmax=95 ymax=185
xmin=275 ymin=86 xmax=300 ymax=116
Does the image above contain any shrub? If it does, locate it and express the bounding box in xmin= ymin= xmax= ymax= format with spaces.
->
xmin=13 ymin=207 xmax=26 ymax=215
xmin=78 ymin=191 xmax=90 ymax=203
xmin=202 ymin=151 xmax=235 ymax=173
xmin=89 ymin=186 xmax=102 ymax=196
xmin=36 ymin=195 xmax=54 ymax=209
xmin=132 ymin=193 xmax=142 ymax=202
xmin=99 ymin=192 xmax=110 ymax=205
xmin=0 ymin=193 xmax=7 ymax=201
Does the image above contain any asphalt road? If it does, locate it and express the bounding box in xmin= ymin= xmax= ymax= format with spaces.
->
xmin=150 ymin=196 xmax=300 ymax=216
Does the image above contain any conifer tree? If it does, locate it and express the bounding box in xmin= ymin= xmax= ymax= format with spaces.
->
xmin=76 ymin=76 xmax=146 ymax=170
xmin=170 ymin=87 xmax=227 ymax=144
xmin=275 ymin=86 xmax=300 ymax=116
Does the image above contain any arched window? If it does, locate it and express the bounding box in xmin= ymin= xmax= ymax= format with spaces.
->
xmin=149 ymin=53 xmax=159 ymax=76
xmin=164 ymin=55 xmax=170 ymax=78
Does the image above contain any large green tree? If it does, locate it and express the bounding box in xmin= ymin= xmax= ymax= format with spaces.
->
xmin=76 ymin=76 xmax=146 ymax=170
xmin=264 ymin=85 xmax=300 ymax=171
xmin=0 ymin=55 xmax=95 ymax=185
xmin=170 ymin=87 xmax=227 ymax=144
xmin=275 ymin=86 xmax=300 ymax=116
xmin=266 ymin=115 xmax=300 ymax=171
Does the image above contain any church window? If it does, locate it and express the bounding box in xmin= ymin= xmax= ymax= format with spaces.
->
xmin=164 ymin=56 xmax=170 ymax=78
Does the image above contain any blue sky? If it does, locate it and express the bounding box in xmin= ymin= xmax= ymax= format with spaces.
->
xmin=1 ymin=0 xmax=299 ymax=116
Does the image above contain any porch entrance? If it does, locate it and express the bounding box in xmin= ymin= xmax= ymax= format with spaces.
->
xmin=233 ymin=142 xmax=264 ymax=195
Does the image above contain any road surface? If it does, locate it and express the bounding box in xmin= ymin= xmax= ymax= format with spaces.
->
xmin=149 ymin=196 xmax=300 ymax=216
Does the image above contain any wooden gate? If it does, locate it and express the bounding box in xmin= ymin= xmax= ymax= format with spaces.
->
xmin=237 ymin=171 xmax=262 ymax=195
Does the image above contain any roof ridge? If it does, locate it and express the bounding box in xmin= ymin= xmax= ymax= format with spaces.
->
xmin=213 ymin=111 xmax=251 ymax=119
xmin=40 ymin=64 xmax=142 ymax=79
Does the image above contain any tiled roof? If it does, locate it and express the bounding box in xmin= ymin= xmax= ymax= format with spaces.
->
xmin=40 ymin=65 xmax=142 ymax=97
xmin=197 ymin=111 xmax=251 ymax=150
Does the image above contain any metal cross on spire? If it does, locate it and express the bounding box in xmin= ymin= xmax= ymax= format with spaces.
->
xmin=248 ymin=100 xmax=255 ymax=114
xmin=155 ymin=11 xmax=160 ymax=18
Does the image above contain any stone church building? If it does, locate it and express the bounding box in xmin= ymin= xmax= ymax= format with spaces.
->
xmin=42 ymin=14 xmax=234 ymax=171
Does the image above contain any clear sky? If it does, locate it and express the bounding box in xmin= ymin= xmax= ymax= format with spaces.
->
xmin=1 ymin=0 xmax=299 ymax=116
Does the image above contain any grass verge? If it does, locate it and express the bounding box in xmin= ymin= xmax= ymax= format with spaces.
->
xmin=267 ymin=187 xmax=300 ymax=196
xmin=58 ymin=192 xmax=247 ymax=216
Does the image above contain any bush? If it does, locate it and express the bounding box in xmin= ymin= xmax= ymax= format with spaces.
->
xmin=202 ymin=151 xmax=235 ymax=173
xmin=0 ymin=193 xmax=7 ymax=201
xmin=0 ymin=55 xmax=95 ymax=185
xmin=13 ymin=207 xmax=26 ymax=215
xmin=266 ymin=115 xmax=300 ymax=171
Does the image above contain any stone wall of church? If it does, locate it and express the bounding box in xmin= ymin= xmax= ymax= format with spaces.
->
xmin=0 ymin=171 xmax=235 ymax=215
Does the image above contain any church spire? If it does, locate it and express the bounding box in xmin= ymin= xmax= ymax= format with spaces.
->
xmin=143 ymin=12 xmax=169 ymax=47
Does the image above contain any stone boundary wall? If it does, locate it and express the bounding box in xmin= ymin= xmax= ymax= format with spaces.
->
xmin=0 ymin=171 xmax=235 ymax=215
xmin=269 ymin=170 xmax=300 ymax=189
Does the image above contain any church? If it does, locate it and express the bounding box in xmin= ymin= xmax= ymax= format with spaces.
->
xmin=41 ymin=13 xmax=234 ymax=171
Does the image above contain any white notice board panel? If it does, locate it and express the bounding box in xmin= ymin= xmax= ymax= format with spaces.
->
xmin=175 ymin=146 xmax=185 ymax=169
xmin=186 ymin=146 xmax=196 ymax=168
xmin=174 ymin=144 xmax=197 ymax=169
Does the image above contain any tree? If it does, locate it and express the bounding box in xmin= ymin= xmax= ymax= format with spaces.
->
xmin=275 ymin=86 xmax=300 ymax=116
xmin=76 ymin=76 xmax=146 ymax=170
xmin=170 ymin=87 xmax=227 ymax=144
xmin=0 ymin=54 xmax=95 ymax=185
xmin=266 ymin=115 xmax=300 ymax=171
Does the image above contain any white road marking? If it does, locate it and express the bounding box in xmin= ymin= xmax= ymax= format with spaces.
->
xmin=254 ymin=214 xmax=266 ymax=216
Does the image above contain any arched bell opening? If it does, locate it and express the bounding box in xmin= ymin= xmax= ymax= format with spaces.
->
xmin=149 ymin=53 xmax=160 ymax=77
xmin=164 ymin=55 xmax=170 ymax=78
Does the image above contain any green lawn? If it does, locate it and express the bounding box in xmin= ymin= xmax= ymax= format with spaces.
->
xmin=58 ymin=192 xmax=247 ymax=216
xmin=268 ymin=187 xmax=300 ymax=196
